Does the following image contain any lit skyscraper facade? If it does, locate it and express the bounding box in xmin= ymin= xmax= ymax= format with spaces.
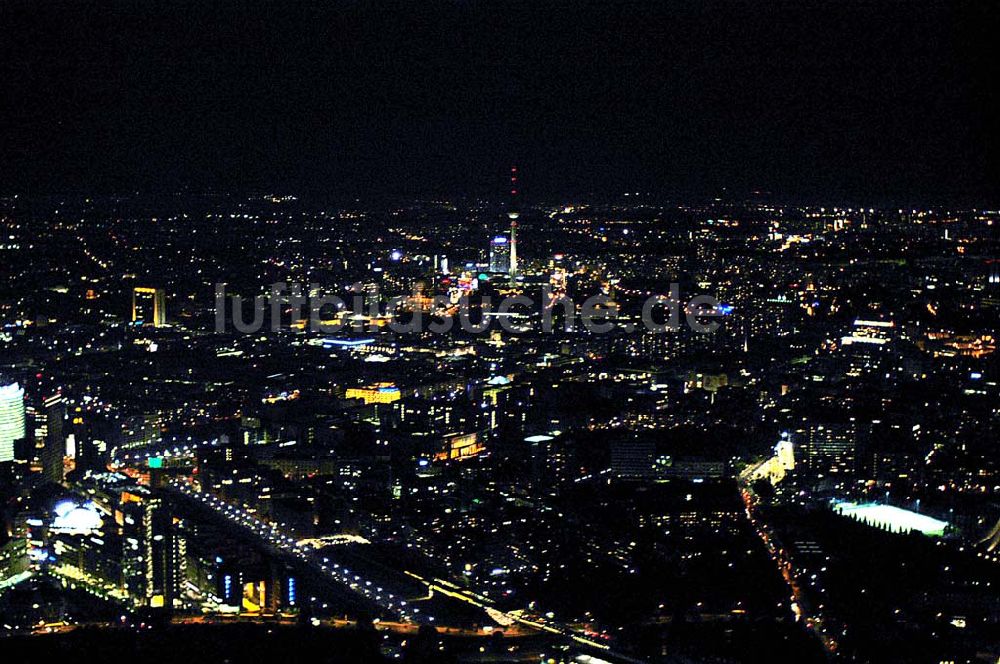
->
xmin=0 ymin=382 xmax=26 ymax=463
xmin=489 ymin=235 xmax=511 ymax=273
xmin=42 ymin=393 xmax=66 ymax=484
xmin=804 ymin=421 xmax=857 ymax=476
xmin=132 ymin=287 xmax=166 ymax=327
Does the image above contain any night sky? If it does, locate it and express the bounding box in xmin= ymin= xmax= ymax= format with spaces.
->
xmin=2 ymin=0 xmax=999 ymax=203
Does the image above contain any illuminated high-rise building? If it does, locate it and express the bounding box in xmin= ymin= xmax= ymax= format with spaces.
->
xmin=132 ymin=287 xmax=166 ymax=327
xmin=610 ymin=439 xmax=657 ymax=479
xmin=0 ymin=383 xmax=26 ymax=463
xmin=489 ymin=235 xmax=511 ymax=273
xmin=42 ymin=393 xmax=66 ymax=484
xmin=485 ymin=166 xmax=522 ymax=278
xmin=804 ymin=421 xmax=856 ymax=476
xmin=122 ymin=492 xmax=186 ymax=609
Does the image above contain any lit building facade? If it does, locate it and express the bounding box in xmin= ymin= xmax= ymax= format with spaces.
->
xmin=132 ymin=287 xmax=166 ymax=327
xmin=804 ymin=422 xmax=856 ymax=476
xmin=489 ymin=235 xmax=511 ymax=274
xmin=42 ymin=393 xmax=66 ymax=484
xmin=346 ymin=383 xmax=402 ymax=404
xmin=0 ymin=383 xmax=26 ymax=463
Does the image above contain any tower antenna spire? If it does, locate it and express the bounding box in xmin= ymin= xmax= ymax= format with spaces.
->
xmin=507 ymin=166 xmax=520 ymax=279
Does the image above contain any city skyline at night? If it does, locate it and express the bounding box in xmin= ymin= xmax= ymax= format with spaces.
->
xmin=2 ymin=3 xmax=1000 ymax=664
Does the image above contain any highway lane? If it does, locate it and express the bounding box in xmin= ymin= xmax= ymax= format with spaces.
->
xmin=168 ymin=479 xmax=651 ymax=663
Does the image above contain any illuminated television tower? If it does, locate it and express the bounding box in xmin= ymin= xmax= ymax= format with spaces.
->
xmin=507 ymin=166 xmax=520 ymax=278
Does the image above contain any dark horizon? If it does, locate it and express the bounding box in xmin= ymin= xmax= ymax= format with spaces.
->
xmin=2 ymin=1 xmax=1000 ymax=205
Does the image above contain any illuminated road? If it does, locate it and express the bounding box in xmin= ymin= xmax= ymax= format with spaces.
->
xmin=25 ymin=615 xmax=509 ymax=639
xmin=169 ymin=480 xmax=646 ymax=663
xmin=172 ymin=613 xmax=519 ymax=637
xmin=737 ymin=473 xmax=836 ymax=656
xmin=170 ymin=479 xmax=420 ymax=622
xmin=395 ymin=571 xmax=654 ymax=663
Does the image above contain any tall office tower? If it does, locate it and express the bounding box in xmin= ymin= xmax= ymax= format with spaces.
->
xmin=121 ymin=498 xmax=143 ymax=602
xmin=0 ymin=383 xmax=26 ymax=463
xmin=804 ymin=421 xmax=857 ymax=476
xmin=507 ymin=165 xmax=520 ymax=277
xmin=123 ymin=494 xmax=186 ymax=609
xmin=42 ymin=393 xmax=66 ymax=483
xmin=489 ymin=235 xmax=511 ymax=273
xmin=132 ymin=287 xmax=166 ymax=327
xmin=610 ymin=439 xmax=658 ymax=479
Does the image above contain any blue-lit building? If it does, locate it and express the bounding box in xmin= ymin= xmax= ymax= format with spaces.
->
xmin=489 ymin=235 xmax=511 ymax=274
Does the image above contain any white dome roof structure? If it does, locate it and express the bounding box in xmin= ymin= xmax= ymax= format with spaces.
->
xmin=51 ymin=500 xmax=104 ymax=534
